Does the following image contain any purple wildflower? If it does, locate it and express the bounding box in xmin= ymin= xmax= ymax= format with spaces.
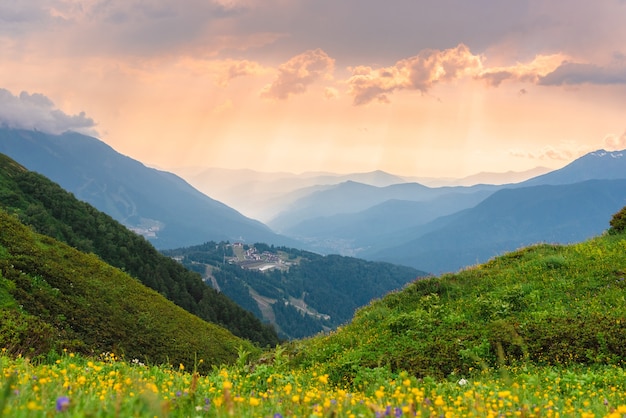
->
xmin=56 ymin=396 xmax=70 ymax=412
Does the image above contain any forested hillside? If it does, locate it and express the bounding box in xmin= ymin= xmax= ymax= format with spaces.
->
xmin=0 ymin=153 xmax=279 ymax=347
xmin=0 ymin=210 xmax=255 ymax=372
xmin=163 ymin=242 xmax=425 ymax=339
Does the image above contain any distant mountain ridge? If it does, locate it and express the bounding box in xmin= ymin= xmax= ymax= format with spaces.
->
xmin=520 ymin=150 xmax=626 ymax=186
xmin=265 ymin=149 xmax=626 ymax=274
xmin=368 ymin=179 xmax=626 ymax=273
xmin=268 ymin=181 xmax=500 ymax=233
xmin=0 ymin=128 xmax=293 ymax=249
xmin=180 ymin=167 xmax=409 ymax=221
xmin=179 ymin=166 xmax=549 ymax=221
xmin=4 ymin=126 xmax=624 ymax=276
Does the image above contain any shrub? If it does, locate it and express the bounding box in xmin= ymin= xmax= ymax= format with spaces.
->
xmin=0 ymin=310 xmax=58 ymax=358
xmin=609 ymin=206 xmax=626 ymax=234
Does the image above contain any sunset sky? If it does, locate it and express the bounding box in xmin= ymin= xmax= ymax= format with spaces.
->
xmin=1 ymin=1 xmax=626 ymax=177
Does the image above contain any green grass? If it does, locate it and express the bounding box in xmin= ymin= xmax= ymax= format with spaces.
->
xmin=3 ymin=223 xmax=626 ymax=417
xmin=2 ymin=351 xmax=626 ymax=417
xmin=288 ymin=232 xmax=626 ymax=383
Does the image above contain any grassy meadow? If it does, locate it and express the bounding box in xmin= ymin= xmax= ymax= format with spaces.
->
xmin=2 ymin=350 xmax=626 ymax=417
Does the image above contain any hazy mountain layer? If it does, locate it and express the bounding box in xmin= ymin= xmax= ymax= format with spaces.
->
xmin=519 ymin=149 xmax=626 ymax=186
xmin=369 ymin=179 xmax=626 ymax=273
xmin=0 ymin=127 xmax=292 ymax=249
xmin=268 ymin=149 xmax=626 ymax=274
xmin=180 ymin=167 xmax=408 ymax=221
xmin=178 ymin=166 xmax=550 ymax=221
xmin=268 ymin=181 xmax=500 ymax=232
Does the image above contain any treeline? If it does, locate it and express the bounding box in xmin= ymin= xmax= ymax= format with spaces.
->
xmin=0 ymin=154 xmax=279 ymax=347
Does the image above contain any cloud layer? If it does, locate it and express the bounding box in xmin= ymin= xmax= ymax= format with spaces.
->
xmin=261 ymin=49 xmax=334 ymax=100
xmin=1 ymin=0 xmax=625 ymax=177
xmin=539 ymin=62 xmax=626 ymax=86
xmin=346 ymin=44 xmax=482 ymax=105
xmin=0 ymin=89 xmax=97 ymax=135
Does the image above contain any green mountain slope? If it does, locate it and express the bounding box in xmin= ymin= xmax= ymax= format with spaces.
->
xmin=163 ymin=242 xmax=425 ymax=340
xmin=0 ymin=210 xmax=254 ymax=372
xmin=0 ymin=153 xmax=279 ymax=347
xmin=291 ymin=218 xmax=626 ymax=382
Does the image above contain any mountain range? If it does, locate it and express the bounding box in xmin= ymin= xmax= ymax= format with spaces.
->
xmin=368 ymin=179 xmax=626 ymax=273
xmin=0 ymin=151 xmax=423 ymax=340
xmin=259 ymin=150 xmax=626 ymax=273
xmin=0 ymin=128 xmax=293 ymax=250
xmin=177 ymin=166 xmax=550 ymax=221
xmin=2 ymin=126 xmax=625 ymax=275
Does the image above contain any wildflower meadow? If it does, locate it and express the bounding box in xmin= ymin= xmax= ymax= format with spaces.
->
xmin=2 ymin=349 xmax=626 ymax=417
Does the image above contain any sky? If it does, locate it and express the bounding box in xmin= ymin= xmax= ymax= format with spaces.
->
xmin=1 ymin=0 xmax=626 ymax=178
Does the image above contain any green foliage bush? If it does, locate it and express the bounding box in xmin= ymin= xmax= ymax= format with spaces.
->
xmin=0 ymin=310 xmax=59 ymax=358
xmin=609 ymin=205 xmax=626 ymax=234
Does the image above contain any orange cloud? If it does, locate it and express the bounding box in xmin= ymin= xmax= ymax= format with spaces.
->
xmin=176 ymin=57 xmax=268 ymax=86
xmin=346 ymin=46 xmax=575 ymax=105
xmin=261 ymin=48 xmax=335 ymax=100
xmin=478 ymin=54 xmax=569 ymax=86
xmin=603 ymin=131 xmax=626 ymax=151
xmin=510 ymin=145 xmax=584 ymax=162
xmin=347 ymin=44 xmax=482 ymax=105
xmin=219 ymin=60 xmax=266 ymax=85
xmin=324 ymin=87 xmax=339 ymax=100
